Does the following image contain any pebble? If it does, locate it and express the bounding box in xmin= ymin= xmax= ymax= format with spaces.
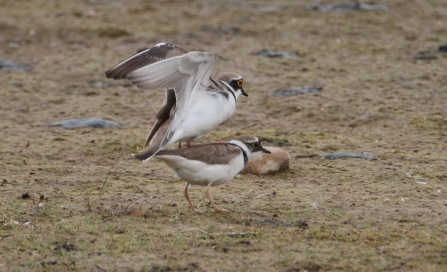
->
xmin=242 ymin=146 xmax=290 ymax=175
xmin=413 ymin=50 xmax=437 ymax=60
xmin=273 ymin=85 xmax=322 ymax=97
xmin=49 ymin=118 xmax=122 ymax=129
xmin=0 ymin=59 xmax=30 ymax=71
xmin=255 ymin=50 xmax=297 ymax=58
xmin=323 ymin=152 xmax=375 ymax=160
xmin=311 ymin=3 xmax=388 ymax=12
xmin=258 ymin=6 xmax=286 ymax=12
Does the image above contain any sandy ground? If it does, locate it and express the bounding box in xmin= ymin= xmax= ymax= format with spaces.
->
xmin=1 ymin=0 xmax=447 ymax=271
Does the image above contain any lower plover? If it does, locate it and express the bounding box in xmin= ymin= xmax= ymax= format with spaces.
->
xmin=150 ymin=135 xmax=270 ymax=213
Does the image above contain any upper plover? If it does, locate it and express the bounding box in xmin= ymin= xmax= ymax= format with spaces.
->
xmin=106 ymin=43 xmax=247 ymax=161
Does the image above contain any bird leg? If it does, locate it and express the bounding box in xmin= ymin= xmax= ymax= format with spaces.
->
xmin=186 ymin=138 xmax=194 ymax=147
xmin=205 ymin=183 xmax=229 ymax=213
xmin=184 ymin=183 xmax=201 ymax=213
xmin=177 ymin=141 xmax=182 ymax=148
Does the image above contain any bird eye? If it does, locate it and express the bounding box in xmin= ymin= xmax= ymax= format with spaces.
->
xmin=252 ymin=142 xmax=259 ymax=148
xmin=237 ymin=80 xmax=243 ymax=88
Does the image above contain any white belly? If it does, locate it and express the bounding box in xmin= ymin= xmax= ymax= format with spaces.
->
xmin=170 ymin=93 xmax=235 ymax=143
xmin=156 ymin=154 xmax=244 ymax=187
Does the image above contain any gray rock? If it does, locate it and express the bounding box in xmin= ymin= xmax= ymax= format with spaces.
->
xmin=413 ymin=50 xmax=437 ymax=60
xmin=0 ymin=59 xmax=30 ymax=71
xmin=312 ymin=3 xmax=388 ymax=12
xmin=258 ymin=6 xmax=286 ymax=12
xmin=256 ymin=50 xmax=297 ymax=58
xmin=273 ymin=85 xmax=322 ymax=97
xmin=49 ymin=118 xmax=122 ymax=129
xmin=323 ymin=152 xmax=375 ymax=160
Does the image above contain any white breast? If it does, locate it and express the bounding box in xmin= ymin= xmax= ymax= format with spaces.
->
xmin=156 ymin=153 xmax=245 ymax=187
xmin=169 ymin=92 xmax=236 ymax=143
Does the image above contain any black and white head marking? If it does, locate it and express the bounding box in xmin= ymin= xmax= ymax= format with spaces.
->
xmin=229 ymin=135 xmax=270 ymax=162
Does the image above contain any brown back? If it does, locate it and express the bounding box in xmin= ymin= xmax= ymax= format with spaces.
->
xmin=155 ymin=143 xmax=242 ymax=165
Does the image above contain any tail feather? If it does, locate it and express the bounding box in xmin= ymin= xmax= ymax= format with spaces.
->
xmin=144 ymin=119 xmax=166 ymax=147
xmin=134 ymin=144 xmax=161 ymax=161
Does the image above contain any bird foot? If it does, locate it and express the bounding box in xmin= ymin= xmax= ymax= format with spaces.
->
xmin=187 ymin=205 xmax=204 ymax=213
xmin=192 ymin=207 xmax=204 ymax=214
xmin=213 ymin=208 xmax=230 ymax=213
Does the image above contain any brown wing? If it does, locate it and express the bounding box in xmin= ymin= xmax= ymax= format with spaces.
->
xmin=143 ymin=89 xmax=176 ymax=147
xmin=105 ymin=43 xmax=188 ymax=79
xmin=134 ymin=118 xmax=172 ymax=161
xmin=153 ymin=143 xmax=242 ymax=165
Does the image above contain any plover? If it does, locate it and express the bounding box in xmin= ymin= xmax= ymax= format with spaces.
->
xmin=105 ymin=43 xmax=247 ymax=161
xmin=152 ymin=135 xmax=270 ymax=213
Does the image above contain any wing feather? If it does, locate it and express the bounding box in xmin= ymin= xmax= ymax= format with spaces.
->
xmin=128 ymin=51 xmax=218 ymax=145
xmin=107 ymin=43 xmax=222 ymax=160
xmin=144 ymin=89 xmax=176 ymax=147
xmin=105 ymin=43 xmax=187 ymax=79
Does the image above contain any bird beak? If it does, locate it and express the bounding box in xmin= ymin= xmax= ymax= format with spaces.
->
xmin=241 ymin=88 xmax=248 ymax=97
xmin=261 ymin=147 xmax=271 ymax=154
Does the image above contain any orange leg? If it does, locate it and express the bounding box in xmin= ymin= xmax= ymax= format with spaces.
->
xmin=184 ymin=183 xmax=200 ymax=212
xmin=205 ymin=183 xmax=229 ymax=213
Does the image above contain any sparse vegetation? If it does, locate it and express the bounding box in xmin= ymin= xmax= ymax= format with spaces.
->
xmin=1 ymin=0 xmax=447 ymax=271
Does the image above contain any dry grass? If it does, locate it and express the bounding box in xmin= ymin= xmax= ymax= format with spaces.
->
xmin=1 ymin=0 xmax=447 ymax=271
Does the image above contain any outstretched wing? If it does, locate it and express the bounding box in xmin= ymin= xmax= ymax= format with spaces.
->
xmin=127 ymin=51 xmax=218 ymax=146
xmin=105 ymin=43 xmax=188 ymax=79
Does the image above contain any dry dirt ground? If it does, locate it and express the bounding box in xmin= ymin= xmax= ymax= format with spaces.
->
xmin=1 ymin=0 xmax=447 ymax=271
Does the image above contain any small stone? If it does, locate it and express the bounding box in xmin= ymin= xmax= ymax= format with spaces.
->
xmin=413 ymin=50 xmax=437 ymax=60
xmin=21 ymin=192 xmax=31 ymax=199
xmin=311 ymin=3 xmax=388 ymax=12
xmin=54 ymin=243 xmax=77 ymax=253
xmin=49 ymin=118 xmax=122 ymax=129
xmin=323 ymin=152 xmax=375 ymax=160
xmin=255 ymin=50 xmax=297 ymax=58
xmin=242 ymin=147 xmax=290 ymax=175
xmin=0 ymin=59 xmax=30 ymax=71
xmin=273 ymin=85 xmax=322 ymax=97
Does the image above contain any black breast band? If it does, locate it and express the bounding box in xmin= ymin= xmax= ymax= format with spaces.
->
xmin=227 ymin=143 xmax=248 ymax=165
